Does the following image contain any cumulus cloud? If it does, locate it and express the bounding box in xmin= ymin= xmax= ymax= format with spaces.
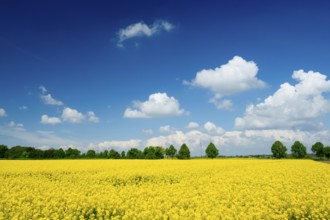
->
xmin=0 ymin=108 xmax=6 ymax=117
xmin=204 ymin=121 xmax=225 ymax=134
xmin=187 ymin=56 xmax=266 ymax=109
xmin=61 ymin=107 xmax=85 ymax=123
xmin=117 ymin=20 xmax=174 ymax=47
xmin=89 ymin=139 xmax=143 ymax=152
xmin=210 ymin=99 xmax=233 ymax=110
xmin=159 ymin=125 xmax=176 ymax=134
xmin=235 ymin=70 xmax=330 ymax=129
xmin=41 ymin=115 xmax=62 ymax=125
xmin=145 ymin=127 xmax=330 ymax=156
xmin=146 ymin=130 xmax=208 ymax=151
xmin=87 ymin=111 xmax=100 ymax=123
xmin=124 ymin=92 xmax=186 ymax=118
xmin=186 ymin=122 xmax=199 ymax=129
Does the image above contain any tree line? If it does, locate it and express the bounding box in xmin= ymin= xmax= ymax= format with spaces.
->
xmin=0 ymin=143 xmax=220 ymax=160
xmin=271 ymin=140 xmax=330 ymax=159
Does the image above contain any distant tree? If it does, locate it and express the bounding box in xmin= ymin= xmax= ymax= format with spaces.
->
xmin=65 ymin=148 xmax=81 ymax=158
xmin=109 ymin=149 xmax=121 ymax=159
xmin=324 ymin=147 xmax=330 ymax=160
xmin=144 ymin=146 xmax=164 ymax=159
xmin=28 ymin=148 xmax=44 ymax=159
xmin=291 ymin=141 xmax=307 ymax=158
xmin=101 ymin=150 xmax=109 ymax=158
xmin=177 ymin=144 xmax=190 ymax=159
xmin=271 ymin=140 xmax=287 ymax=159
xmin=86 ymin=149 xmax=96 ymax=158
xmin=54 ymin=148 xmax=65 ymax=158
xmin=0 ymin=144 xmax=8 ymax=158
xmin=155 ymin=146 xmax=165 ymax=159
xmin=144 ymin=146 xmax=156 ymax=159
xmin=44 ymin=148 xmax=55 ymax=159
xmin=6 ymin=146 xmax=29 ymax=159
xmin=311 ymin=142 xmax=324 ymax=159
xmin=205 ymin=142 xmax=219 ymax=158
xmin=121 ymin=150 xmax=126 ymax=158
xmin=127 ymin=148 xmax=144 ymax=159
xmin=165 ymin=145 xmax=177 ymax=158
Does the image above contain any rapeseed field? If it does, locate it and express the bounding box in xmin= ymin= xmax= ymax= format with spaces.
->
xmin=0 ymin=159 xmax=329 ymax=219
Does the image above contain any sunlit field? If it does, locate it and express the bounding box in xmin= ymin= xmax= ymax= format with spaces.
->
xmin=1 ymin=159 xmax=329 ymax=219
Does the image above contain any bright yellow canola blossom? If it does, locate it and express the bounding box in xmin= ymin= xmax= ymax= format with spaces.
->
xmin=0 ymin=159 xmax=329 ymax=219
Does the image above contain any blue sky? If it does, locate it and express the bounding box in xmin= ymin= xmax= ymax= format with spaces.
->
xmin=1 ymin=0 xmax=330 ymax=155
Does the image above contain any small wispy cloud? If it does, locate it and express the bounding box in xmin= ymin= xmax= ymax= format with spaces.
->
xmin=0 ymin=108 xmax=6 ymax=117
xmin=117 ymin=20 xmax=174 ymax=47
xmin=41 ymin=94 xmax=63 ymax=106
xmin=19 ymin=106 xmax=28 ymax=110
xmin=39 ymin=86 xmax=63 ymax=106
xmin=87 ymin=111 xmax=100 ymax=123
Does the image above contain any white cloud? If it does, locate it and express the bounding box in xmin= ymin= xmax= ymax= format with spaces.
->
xmin=41 ymin=115 xmax=62 ymax=125
xmin=87 ymin=111 xmax=100 ymax=123
xmin=188 ymin=56 xmax=266 ymax=109
xmin=0 ymin=108 xmax=6 ymax=117
xmin=41 ymin=94 xmax=63 ymax=106
xmin=62 ymin=107 xmax=85 ymax=123
xmin=39 ymin=85 xmax=63 ymax=106
xmin=39 ymin=85 xmax=47 ymax=94
xmin=117 ymin=20 xmax=174 ymax=47
xmin=146 ymin=130 xmax=208 ymax=150
xmin=210 ymin=99 xmax=233 ymax=110
xmin=90 ymin=139 xmax=143 ymax=152
xmin=8 ymin=121 xmax=24 ymax=128
xmin=0 ymin=124 xmax=78 ymax=148
xmin=204 ymin=121 xmax=225 ymax=134
xmin=159 ymin=125 xmax=176 ymax=134
xmin=186 ymin=122 xmax=199 ymax=129
xmin=124 ymin=92 xmax=186 ymax=118
xmin=145 ymin=127 xmax=330 ymax=156
xmin=235 ymin=70 xmax=330 ymax=129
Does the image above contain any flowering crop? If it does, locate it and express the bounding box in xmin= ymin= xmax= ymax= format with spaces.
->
xmin=0 ymin=159 xmax=329 ymax=219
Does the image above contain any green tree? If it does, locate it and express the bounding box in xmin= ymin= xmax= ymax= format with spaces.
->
xmin=54 ymin=148 xmax=65 ymax=158
xmin=121 ymin=150 xmax=126 ymax=158
xmin=324 ymin=146 xmax=330 ymax=160
xmin=109 ymin=149 xmax=121 ymax=159
xmin=144 ymin=146 xmax=156 ymax=159
xmin=86 ymin=149 xmax=96 ymax=158
xmin=205 ymin=142 xmax=219 ymax=158
xmin=177 ymin=144 xmax=190 ymax=159
xmin=311 ymin=142 xmax=324 ymax=159
xmin=291 ymin=141 xmax=307 ymax=158
xmin=65 ymin=148 xmax=81 ymax=158
xmin=44 ymin=148 xmax=55 ymax=159
xmin=28 ymin=148 xmax=44 ymax=159
xmin=6 ymin=146 xmax=28 ymax=159
xmin=154 ymin=146 xmax=165 ymax=159
xmin=165 ymin=145 xmax=177 ymax=158
xmin=99 ymin=150 xmax=109 ymax=159
xmin=271 ymin=140 xmax=287 ymax=159
xmin=127 ymin=148 xmax=144 ymax=159
xmin=0 ymin=144 xmax=8 ymax=158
